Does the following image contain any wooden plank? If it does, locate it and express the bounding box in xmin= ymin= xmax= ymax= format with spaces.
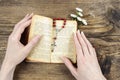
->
xmin=14 ymin=63 xmax=75 ymax=80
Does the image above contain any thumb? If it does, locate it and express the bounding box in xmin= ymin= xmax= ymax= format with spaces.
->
xmin=61 ymin=56 xmax=77 ymax=77
xmin=23 ymin=35 xmax=42 ymax=55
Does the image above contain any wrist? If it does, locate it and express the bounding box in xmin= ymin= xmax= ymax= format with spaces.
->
xmin=1 ymin=60 xmax=16 ymax=70
xmin=0 ymin=60 xmax=16 ymax=80
xmin=3 ymin=57 xmax=17 ymax=68
xmin=0 ymin=60 xmax=16 ymax=77
xmin=89 ymin=73 xmax=107 ymax=80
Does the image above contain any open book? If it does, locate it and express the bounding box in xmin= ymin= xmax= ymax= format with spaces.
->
xmin=26 ymin=15 xmax=77 ymax=63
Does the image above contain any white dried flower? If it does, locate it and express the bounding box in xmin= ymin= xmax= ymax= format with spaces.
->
xmin=76 ymin=7 xmax=83 ymax=12
xmin=81 ymin=19 xmax=87 ymax=25
xmin=70 ymin=14 xmax=77 ymax=18
xmin=77 ymin=12 xmax=83 ymax=17
xmin=77 ymin=17 xmax=82 ymax=21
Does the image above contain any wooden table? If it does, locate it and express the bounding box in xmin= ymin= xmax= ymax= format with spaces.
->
xmin=0 ymin=0 xmax=120 ymax=80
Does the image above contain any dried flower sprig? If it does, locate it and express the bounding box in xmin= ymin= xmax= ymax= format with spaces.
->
xmin=76 ymin=8 xmax=83 ymax=12
xmin=70 ymin=14 xmax=77 ymax=18
xmin=70 ymin=7 xmax=87 ymax=25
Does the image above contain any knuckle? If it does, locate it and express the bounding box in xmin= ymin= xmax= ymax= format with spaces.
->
xmin=9 ymin=35 xmax=17 ymax=41
xmin=11 ymin=37 xmax=17 ymax=41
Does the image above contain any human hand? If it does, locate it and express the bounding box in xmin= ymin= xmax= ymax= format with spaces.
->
xmin=3 ymin=13 xmax=41 ymax=67
xmin=61 ymin=30 xmax=106 ymax=80
xmin=0 ymin=13 xmax=41 ymax=80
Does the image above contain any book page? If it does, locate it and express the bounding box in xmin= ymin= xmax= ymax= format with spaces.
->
xmin=27 ymin=15 xmax=53 ymax=62
xmin=51 ymin=20 xmax=77 ymax=63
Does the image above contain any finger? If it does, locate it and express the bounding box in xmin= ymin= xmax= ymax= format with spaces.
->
xmin=16 ymin=13 xmax=33 ymax=27
xmin=92 ymin=48 xmax=99 ymax=64
xmin=23 ymin=35 xmax=41 ymax=55
xmin=25 ymin=14 xmax=30 ymax=17
xmin=61 ymin=56 xmax=77 ymax=77
xmin=14 ymin=19 xmax=31 ymax=40
xmin=73 ymin=32 xmax=84 ymax=59
xmin=14 ymin=14 xmax=30 ymax=31
xmin=93 ymin=48 xmax=97 ymax=57
xmin=13 ymin=13 xmax=33 ymax=32
xmin=77 ymin=30 xmax=90 ymax=56
xmin=81 ymin=32 xmax=94 ymax=55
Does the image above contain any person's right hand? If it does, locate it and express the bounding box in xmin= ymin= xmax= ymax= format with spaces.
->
xmin=61 ymin=30 xmax=106 ymax=80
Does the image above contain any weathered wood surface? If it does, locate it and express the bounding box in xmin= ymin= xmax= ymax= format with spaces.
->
xmin=0 ymin=0 xmax=120 ymax=80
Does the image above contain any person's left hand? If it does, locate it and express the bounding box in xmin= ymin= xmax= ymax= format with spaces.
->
xmin=3 ymin=13 xmax=41 ymax=67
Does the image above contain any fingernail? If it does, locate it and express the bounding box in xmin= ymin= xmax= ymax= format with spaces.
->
xmin=78 ymin=30 xmax=80 ymax=33
xmin=30 ymin=13 xmax=34 ymax=16
xmin=81 ymin=32 xmax=86 ymax=37
xmin=81 ymin=31 xmax=84 ymax=35
xmin=25 ymin=14 xmax=29 ymax=17
xmin=77 ymin=30 xmax=80 ymax=36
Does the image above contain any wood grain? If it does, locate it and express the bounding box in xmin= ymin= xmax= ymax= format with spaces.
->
xmin=0 ymin=0 xmax=120 ymax=80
